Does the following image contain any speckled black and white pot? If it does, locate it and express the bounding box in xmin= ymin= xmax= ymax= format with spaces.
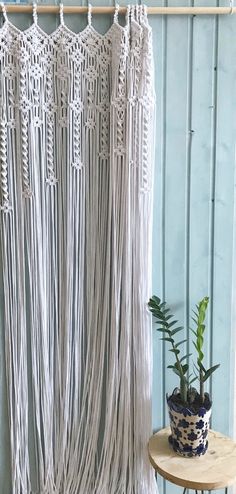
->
xmin=167 ymin=394 xmax=212 ymax=457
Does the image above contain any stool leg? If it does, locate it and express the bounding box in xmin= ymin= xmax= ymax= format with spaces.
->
xmin=183 ymin=488 xmax=186 ymax=494
xmin=225 ymin=488 xmax=228 ymax=494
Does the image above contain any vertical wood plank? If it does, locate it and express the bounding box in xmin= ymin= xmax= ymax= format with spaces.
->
xmin=162 ymin=1 xmax=191 ymax=493
xmin=188 ymin=3 xmax=216 ymax=390
xmin=211 ymin=0 xmax=236 ymax=435
xmin=149 ymin=0 xmax=167 ymax=433
xmin=164 ymin=0 xmax=189 ymax=379
xmin=149 ymin=1 xmax=168 ymax=492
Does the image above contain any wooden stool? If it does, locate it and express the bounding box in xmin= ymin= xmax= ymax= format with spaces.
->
xmin=148 ymin=427 xmax=236 ymax=494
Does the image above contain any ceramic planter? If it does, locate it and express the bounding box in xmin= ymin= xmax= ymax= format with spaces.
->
xmin=167 ymin=394 xmax=212 ymax=457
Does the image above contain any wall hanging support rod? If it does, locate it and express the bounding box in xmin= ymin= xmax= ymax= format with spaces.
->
xmin=0 ymin=5 xmax=236 ymax=15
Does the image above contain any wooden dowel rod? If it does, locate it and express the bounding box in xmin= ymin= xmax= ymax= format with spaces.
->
xmin=1 ymin=5 xmax=236 ymax=15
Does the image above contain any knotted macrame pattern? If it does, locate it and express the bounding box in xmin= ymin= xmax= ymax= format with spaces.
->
xmin=0 ymin=5 xmax=156 ymax=494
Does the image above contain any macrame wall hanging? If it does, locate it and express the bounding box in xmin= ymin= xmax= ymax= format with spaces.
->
xmin=0 ymin=2 xmax=156 ymax=493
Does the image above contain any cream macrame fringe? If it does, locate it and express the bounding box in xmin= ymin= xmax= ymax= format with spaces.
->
xmin=0 ymin=4 xmax=156 ymax=493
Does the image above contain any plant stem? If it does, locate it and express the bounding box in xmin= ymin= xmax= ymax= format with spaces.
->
xmin=180 ymin=378 xmax=187 ymax=403
xmin=170 ymin=339 xmax=187 ymax=403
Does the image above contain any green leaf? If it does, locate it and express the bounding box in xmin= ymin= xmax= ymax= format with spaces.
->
xmin=197 ymin=334 xmax=204 ymax=346
xmin=174 ymin=362 xmax=181 ymax=370
xmin=175 ymin=339 xmax=187 ymax=348
xmin=165 ymin=315 xmax=174 ymax=321
xmin=182 ymin=364 xmax=189 ymax=375
xmin=149 ymin=309 xmax=165 ymax=319
xmin=169 ymin=348 xmax=180 ymax=355
xmin=189 ymin=376 xmax=198 ymax=384
xmin=172 ymin=368 xmax=181 ymax=378
xmin=160 ymin=337 xmax=174 ymax=343
xmin=162 ymin=308 xmax=170 ymax=315
xmin=150 ymin=295 xmax=161 ymax=305
xmin=162 ymin=321 xmax=172 ymax=328
xmin=198 ymin=313 xmax=204 ymax=325
xmin=193 ymin=341 xmax=198 ymax=352
xmin=148 ymin=302 xmax=160 ymax=310
xmin=167 ymin=365 xmax=175 ymax=369
xmin=198 ymin=361 xmax=206 ymax=373
xmin=198 ymin=350 xmax=204 ymax=362
xmin=191 ymin=317 xmax=198 ymax=325
xmin=179 ymin=353 xmax=192 ymax=363
xmin=149 ymin=312 xmax=163 ymax=321
xmin=170 ymin=327 xmax=184 ymax=336
xmin=148 ymin=299 xmax=161 ymax=308
xmin=156 ymin=328 xmax=170 ymax=333
xmin=193 ymin=363 xmax=199 ymax=374
xmin=168 ymin=320 xmax=178 ymax=328
xmin=202 ymin=364 xmax=220 ymax=382
xmin=154 ymin=319 xmax=169 ymax=328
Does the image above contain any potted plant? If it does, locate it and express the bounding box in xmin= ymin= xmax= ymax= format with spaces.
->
xmin=148 ymin=295 xmax=220 ymax=457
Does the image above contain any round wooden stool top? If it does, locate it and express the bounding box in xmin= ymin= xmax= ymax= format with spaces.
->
xmin=148 ymin=427 xmax=236 ymax=490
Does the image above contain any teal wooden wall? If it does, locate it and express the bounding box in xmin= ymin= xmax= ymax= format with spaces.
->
xmin=151 ymin=2 xmax=236 ymax=493
xmin=0 ymin=1 xmax=236 ymax=493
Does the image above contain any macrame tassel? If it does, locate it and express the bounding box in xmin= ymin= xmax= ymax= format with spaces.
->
xmin=0 ymin=17 xmax=32 ymax=494
xmin=0 ymin=5 xmax=157 ymax=494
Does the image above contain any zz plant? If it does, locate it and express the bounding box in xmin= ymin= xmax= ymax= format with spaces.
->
xmin=148 ymin=295 xmax=220 ymax=407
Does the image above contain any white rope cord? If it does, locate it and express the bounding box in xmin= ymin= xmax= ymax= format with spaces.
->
xmin=88 ymin=3 xmax=92 ymax=25
xmin=230 ymin=0 xmax=234 ymax=15
xmin=32 ymin=2 xmax=38 ymax=24
xmin=59 ymin=3 xmax=64 ymax=25
xmin=0 ymin=5 xmax=156 ymax=493
xmin=0 ymin=1 xmax=7 ymax=22
xmin=114 ymin=3 xmax=119 ymax=23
